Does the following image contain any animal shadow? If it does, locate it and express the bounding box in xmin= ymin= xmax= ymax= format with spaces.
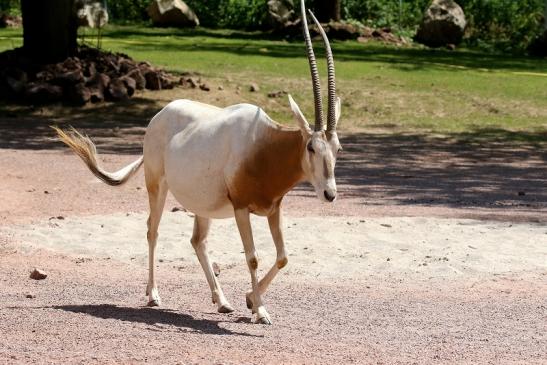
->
xmin=53 ymin=304 xmax=261 ymax=337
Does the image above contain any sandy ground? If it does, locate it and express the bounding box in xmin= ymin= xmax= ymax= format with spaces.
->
xmin=1 ymin=125 xmax=546 ymax=364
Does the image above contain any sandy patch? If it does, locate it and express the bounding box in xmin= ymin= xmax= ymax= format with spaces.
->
xmin=4 ymin=213 xmax=546 ymax=280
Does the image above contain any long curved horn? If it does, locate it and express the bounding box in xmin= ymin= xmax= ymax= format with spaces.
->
xmin=300 ymin=0 xmax=323 ymax=131
xmin=308 ymin=11 xmax=337 ymax=132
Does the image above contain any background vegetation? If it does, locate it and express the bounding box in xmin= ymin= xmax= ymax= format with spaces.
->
xmin=1 ymin=0 xmax=545 ymax=53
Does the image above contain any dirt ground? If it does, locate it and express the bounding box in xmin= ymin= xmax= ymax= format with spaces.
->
xmin=0 ymin=108 xmax=546 ymax=364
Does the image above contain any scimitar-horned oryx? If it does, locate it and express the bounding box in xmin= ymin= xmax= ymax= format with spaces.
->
xmin=54 ymin=0 xmax=342 ymax=324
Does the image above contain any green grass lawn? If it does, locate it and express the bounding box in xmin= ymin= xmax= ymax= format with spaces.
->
xmin=1 ymin=25 xmax=546 ymax=140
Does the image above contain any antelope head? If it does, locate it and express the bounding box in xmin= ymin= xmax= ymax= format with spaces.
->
xmin=289 ymin=0 xmax=342 ymax=203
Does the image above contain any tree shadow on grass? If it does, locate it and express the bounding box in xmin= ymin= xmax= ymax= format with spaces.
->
xmin=53 ymin=304 xmax=260 ymax=337
xmin=99 ymin=27 xmax=547 ymax=73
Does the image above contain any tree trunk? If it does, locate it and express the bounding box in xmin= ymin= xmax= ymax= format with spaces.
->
xmin=21 ymin=0 xmax=77 ymax=64
xmin=313 ymin=0 xmax=341 ymax=22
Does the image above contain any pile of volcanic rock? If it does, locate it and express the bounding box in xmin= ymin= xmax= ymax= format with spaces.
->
xmin=0 ymin=46 xmax=182 ymax=105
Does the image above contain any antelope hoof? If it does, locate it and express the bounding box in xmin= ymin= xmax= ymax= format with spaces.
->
xmin=218 ymin=303 xmax=235 ymax=313
xmin=253 ymin=307 xmax=272 ymax=325
xmin=147 ymin=287 xmax=161 ymax=307
xmin=147 ymin=298 xmax=161 ymax=307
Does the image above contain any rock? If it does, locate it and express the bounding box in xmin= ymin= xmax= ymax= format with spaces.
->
xmin=29 ymin=268 xmax=47 ymax=280
xmin=415 ymin=0 xmax=466 ymax=48
xmin=119 ymin=58 xmax=137 ymax=74
xmin=126 ymin=69 xmax=146 ymax=90
xmin=25 ymin=293 xmax=36 ymax=299
xmin=0 ymin=45 xmax=180 ymax=105
xmin=76 ymin=1 xmax=109 ymax=28
xmin=144 ymin=70 xmax=161 ymax=90
xmin=268 ymin=90 xmax=287 ymax=98
xmin=267 ymin=0 xmax=297 ymax=30
xmin=68 ymin=82 xmax=91 ymax=105
xmin=212 ymin=262 xmax=220 ymax=277
xmin=180 ymin=77 xmax=198 ymax=89
xmin=119 ymin=75 xmax=136 ymax=96
xmin=199 ymin=83 xmax=210 ymax=91
xmin=326 ymin=22 xmax=361 ymax=40
xmin=148 ymin=0 xmax=200 ymax=28
xmin=86 ymin=72 xmax=109 ymax=103
xmin=249 ymin=83 xmax=260 ymax=92
xmin=53 ymin=69 xmax=85 ymax=87
xmin=25 ymin=83 xmax=63 ymax=103
xmin=107 ymin=78 xmax=129 ymax=101
xmin=159 ymin=73 xmax=175 ymax=89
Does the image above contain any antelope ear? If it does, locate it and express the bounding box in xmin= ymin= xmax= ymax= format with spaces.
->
xmin=335 ymin=96 xmax=341 ymax=125
xmin=288 ymin=94 xmax=312 ymax=136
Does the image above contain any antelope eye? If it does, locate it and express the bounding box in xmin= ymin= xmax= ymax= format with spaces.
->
xmin=307 ymin=142 xmax=315 ymax=153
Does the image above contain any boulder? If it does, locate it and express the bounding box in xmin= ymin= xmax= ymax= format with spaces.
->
xmin=415 ymin=0 xmax=466 ymax=48
xmin=76 ymin=0 xmax=109 ymax=28
xmin=267 ymin=0 xmax=296 ymax=29
xmin=148 ymin=0 xmax=199 ymax=28
xmin=325 ymin=22 xmax=361 ymax=40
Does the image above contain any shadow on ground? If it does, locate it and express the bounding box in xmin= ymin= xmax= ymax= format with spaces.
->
xmin=1 ymin=101 xmax=545 ymax=215
xmin=53 ymin=304 xmax=259 ymax=337
xmin=330 ymin=131 xmax=546 ymax=214
xmin=0 ymin=97 xmax=159 ymax=153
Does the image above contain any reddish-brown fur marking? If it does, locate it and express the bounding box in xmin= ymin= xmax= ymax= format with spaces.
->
xmin=229 ymin=127 xmax=305 ymax=215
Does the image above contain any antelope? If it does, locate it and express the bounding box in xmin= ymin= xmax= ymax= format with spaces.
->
xmin=54 ymin=0 xmax=341 ymax=324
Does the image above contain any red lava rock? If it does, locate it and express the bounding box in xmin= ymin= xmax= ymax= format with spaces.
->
xmin=29 ymin=268 xmax=47 ymax=280
xmin=0 ymin=45 xmax=185 ymax=105
xmin=144 ymin=70 xmax=162 ymax=90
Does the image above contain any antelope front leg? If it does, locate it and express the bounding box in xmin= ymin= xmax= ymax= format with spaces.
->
xmin=234 ymin=208 xmax=272 ymax=325
xmin=246 ymin=207 xmax=287 ymax=311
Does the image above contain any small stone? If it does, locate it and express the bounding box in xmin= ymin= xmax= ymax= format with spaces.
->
xmin=26 ymin=294 xmax=36 ymax=299
xmin=44 ymin=190 xmax=49 ymax=194
xmin=249 ymin=83 xmax=260 ymax=92
xmin=29 ymin=268 xmax=47 ymax=280
xmin=199 ymin=83 xmax=210 ymax=91
xmin=212 ymin=262 xmax=220 ymax=277
xmin=267 ymin=90 xmax=287 ymax=98
xmin=218 ymin=85 xmax=224 ymax=90
xmin=386 ymin=258 xmax=391 ymax=261
xmin=380 ymin=224 xmax=392 ymax=228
